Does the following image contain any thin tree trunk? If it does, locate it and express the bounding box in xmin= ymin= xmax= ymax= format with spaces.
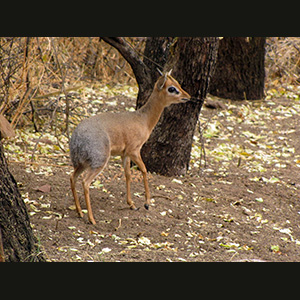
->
xmin=0 ymin=139 xmax=45 ymax=262
xmin=209 ymin=37 xmax=266 ymax=100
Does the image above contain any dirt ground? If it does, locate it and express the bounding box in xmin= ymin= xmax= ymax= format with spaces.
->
xmin=5 ymin=86 xmax=300 ymax=262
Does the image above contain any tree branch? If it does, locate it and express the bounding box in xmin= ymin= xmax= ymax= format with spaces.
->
xmin=101 ymin=37 xmax=152 ymax=94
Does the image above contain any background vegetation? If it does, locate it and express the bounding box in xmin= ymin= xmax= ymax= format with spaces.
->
xmin=1 ymin=37 xmax=300 ymax=135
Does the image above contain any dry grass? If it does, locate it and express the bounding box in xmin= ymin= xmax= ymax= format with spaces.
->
xmin=0 ymin=37 xmax=145 ymax=130
xmin=1 ymin=37 xmax=300 ymax=133
xmin=265 ymin=37 xmax=300 ymax=86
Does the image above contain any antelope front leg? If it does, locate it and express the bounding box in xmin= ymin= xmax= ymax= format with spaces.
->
xmin=123 ymin=156 xmax=137 ymax=210
xmin=130 ymin=154 xmax=151 ymax=210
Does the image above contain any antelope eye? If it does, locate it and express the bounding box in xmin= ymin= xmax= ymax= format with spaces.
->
xmin=168 ymin=86 xmax=179 ymax=94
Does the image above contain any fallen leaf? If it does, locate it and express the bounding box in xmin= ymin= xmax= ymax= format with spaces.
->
xmin=219 ymin=242 xmax=240 ymax=248
xmin=138 ymin=236 xmax=151 ymax=246
xmin=270 ymin=245 xmax=281 ymax=254
xmin=70 ymin=248 xmax=79 ymax=252
xmin=29 ymin=204 xmax=40 ymax=212
xmin=35 ymin=184 xmax=51 ymax=193
xmin=172 ymin=178 xmax=183 ymax=185
xmin=161 ymin=231 xmax=169 ymax=237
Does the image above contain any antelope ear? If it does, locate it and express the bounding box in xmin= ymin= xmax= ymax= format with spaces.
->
xmin=157 ymin=74 xmax=168 ymax=90
xmin=167 ymin=69 xmax=173 ymax=76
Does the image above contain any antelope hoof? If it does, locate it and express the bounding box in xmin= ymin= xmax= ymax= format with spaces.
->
xmin=89 ymin=218 xmax=96 ymax=225
xmin=130 ymin=205 xmax=139 ymax=211
xmin=144 ymin=203 xmax=149 ymax=210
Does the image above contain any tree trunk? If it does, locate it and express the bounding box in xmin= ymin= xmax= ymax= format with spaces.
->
xmin=0 ymin=139 xmax=45 ymax=262
xmin=209 ymin=37 xmax=266 ymax=100
xmin=101 ymin=37 xmax=219 ymax=176
xmin=141 ymin=37 xmax=219 ymax=176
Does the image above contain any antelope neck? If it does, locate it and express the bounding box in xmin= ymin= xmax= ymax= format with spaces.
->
xmin=138 ymin=91 xmax=166 ymax=133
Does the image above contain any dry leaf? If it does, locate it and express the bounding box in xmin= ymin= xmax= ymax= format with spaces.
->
xmin=35 ymin=184 xmax=51 ymax=193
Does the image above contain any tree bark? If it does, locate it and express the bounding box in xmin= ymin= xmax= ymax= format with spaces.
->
xmin=0 ymin=139 xmax=45 ymax=262
xmin=209 ymin=37 xmax=266 ymax=100
xmin=141 ymin=37 xmax=219 ymax=176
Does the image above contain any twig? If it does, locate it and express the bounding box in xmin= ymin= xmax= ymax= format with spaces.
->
xmin=198 ymin=119 xmax=208 ymax=169
xmin=24 ymin=37 xmax=38 ymax=132
xmin=31 ymin=85 xmax=83 ymax=100
xmin=50 ymin=38 xmax=70 ymax=139
xmin=11 ymin=38 xmax=37 ymax=129
xmin=55 ymin=213 xmax=64 ymax=231
xmin=115 ymin=219 xmax=122 ymax=231
xmin=101 ymin=37 xmax=152 ymax=94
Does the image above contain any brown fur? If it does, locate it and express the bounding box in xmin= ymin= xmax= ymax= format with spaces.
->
xmin=69 ymin=73 xmax=191 ymax=224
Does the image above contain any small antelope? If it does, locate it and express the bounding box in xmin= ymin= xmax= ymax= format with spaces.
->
xmin=69 ymin=70 xmax=191 ymax=224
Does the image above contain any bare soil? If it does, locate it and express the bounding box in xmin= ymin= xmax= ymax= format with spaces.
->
xmin=7 ymin=91 xmax=300 ymax=262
